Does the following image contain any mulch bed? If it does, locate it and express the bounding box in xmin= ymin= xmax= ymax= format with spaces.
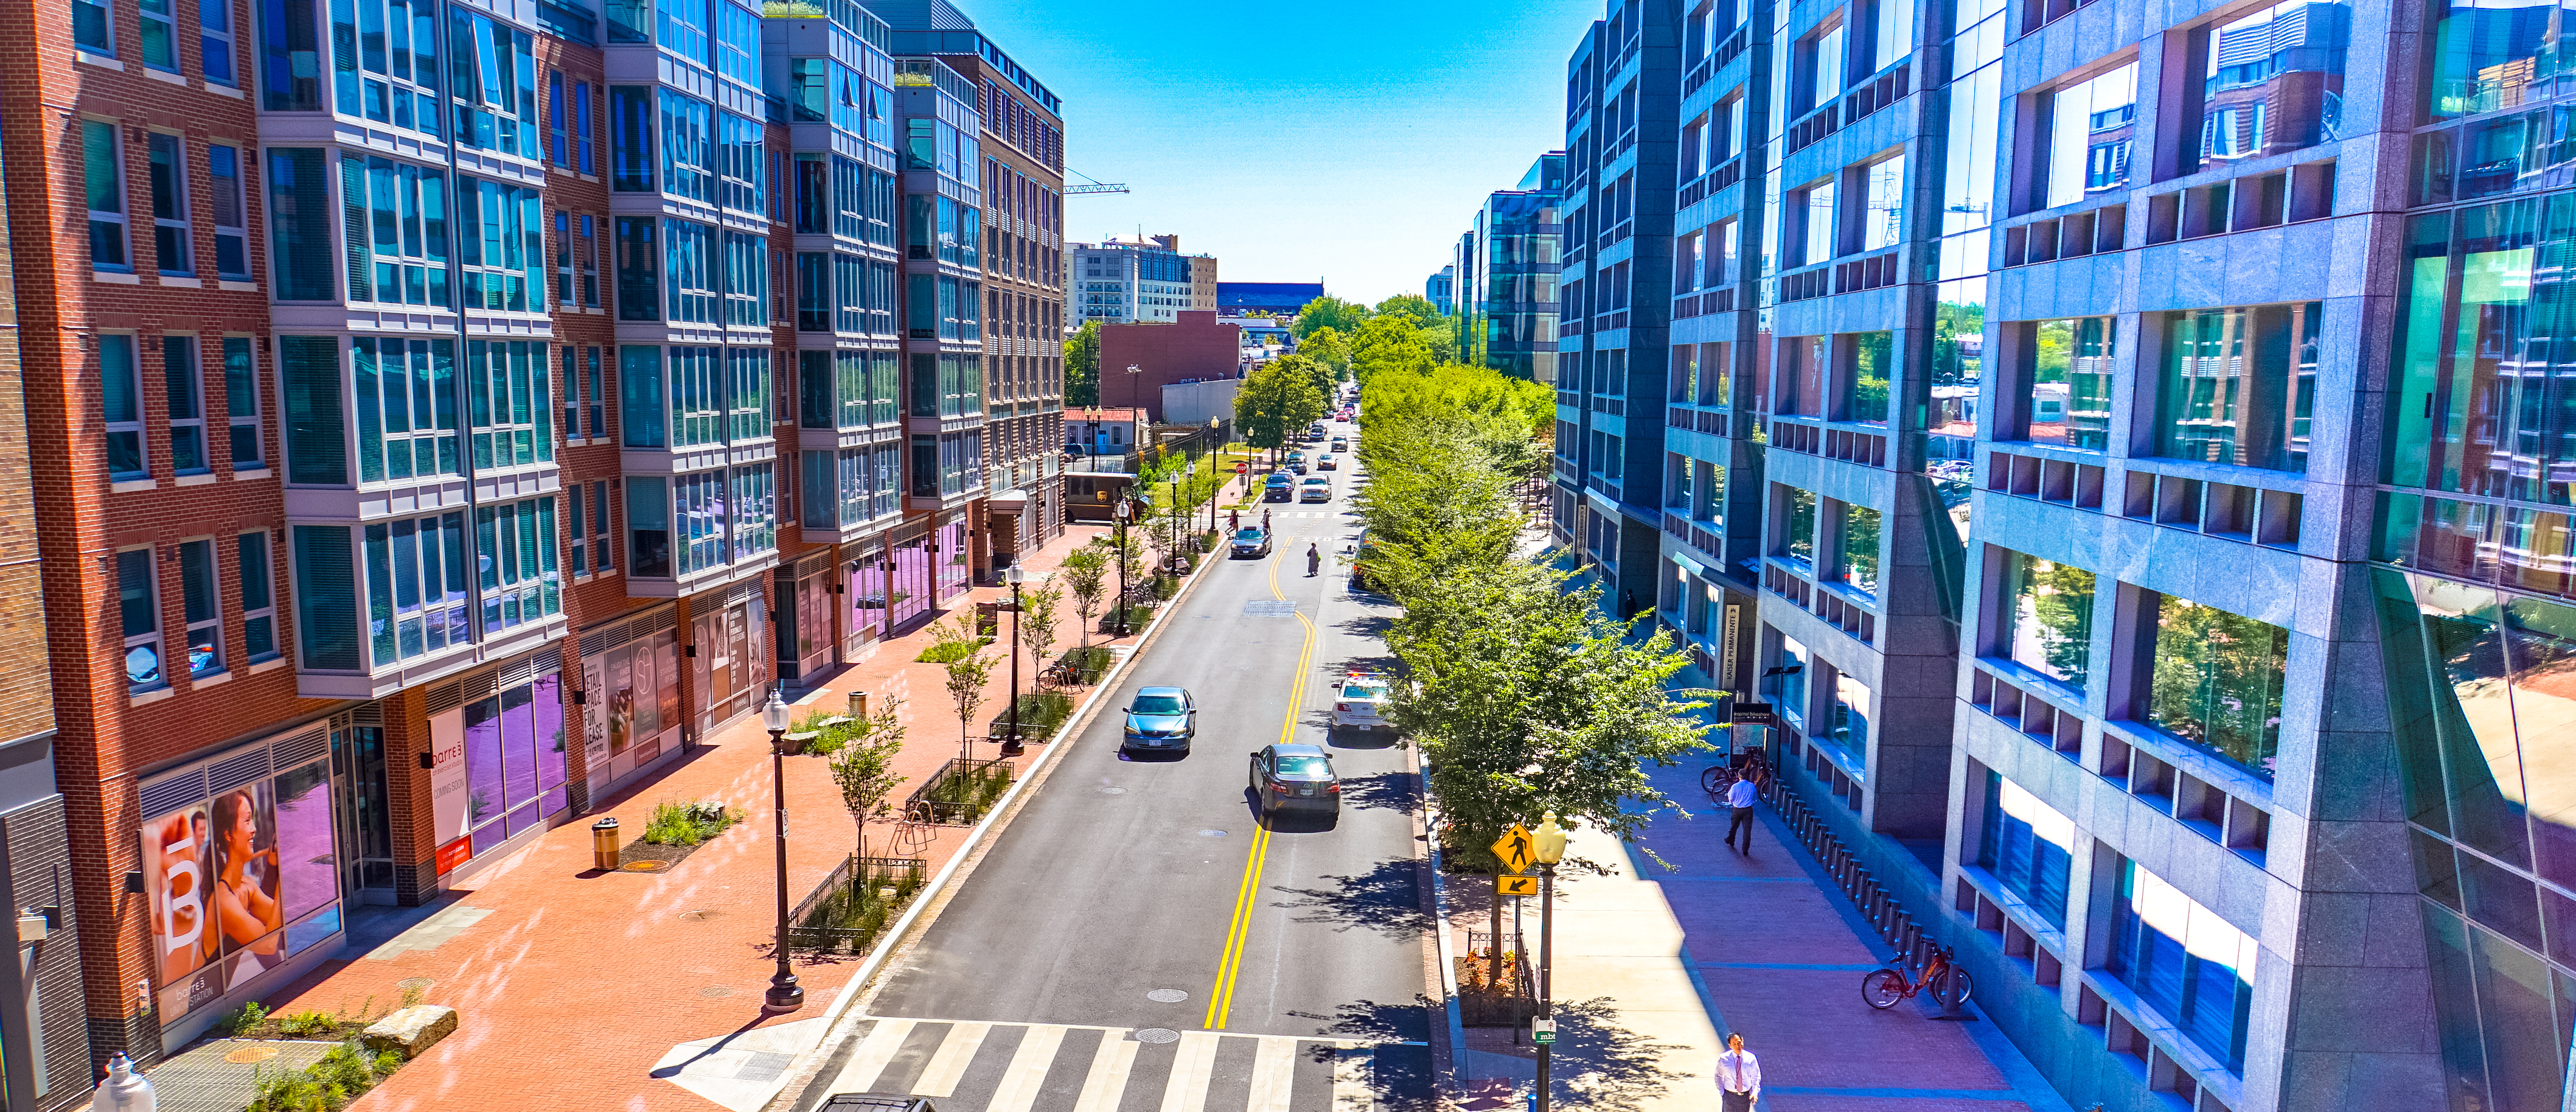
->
xmin=612 ymin=825 xmax=736 ymax=873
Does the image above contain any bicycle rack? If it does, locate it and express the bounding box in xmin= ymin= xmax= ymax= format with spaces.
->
xmin=1758 ymin=777 xmax=1946 ymax=983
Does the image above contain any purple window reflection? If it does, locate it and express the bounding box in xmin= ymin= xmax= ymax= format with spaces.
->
xmin=464 ymin=696 xmax=504 ymax=836
xmin=273 ymin=761 xmax=338 ymax=925
xmin=501 ymin=684 xmax=538 ymax=810
xmin=534 ymin=671 xmax=567 ymax=794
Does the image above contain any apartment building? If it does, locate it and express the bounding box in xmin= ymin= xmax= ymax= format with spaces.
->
xmin=1452 ymin=152 xmax=1568 ymax=382
xmin=0 ymin=0 xmax=1054 ymax=1069
xmin=1539 ymin=0 xmax=2514 ymax=1108
xmin=1070 ymin=234 xmax=1209 ymax=325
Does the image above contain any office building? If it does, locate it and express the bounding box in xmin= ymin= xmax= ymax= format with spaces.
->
xmin=1536 ymin=0 xmax=2485 ymax=1107
xmin=1453 ymin=152 xmax=1568 ymax=382
xmin=1069 ymin=234 xmax=1209 ymax=326
xmin=1426 ymin=265 xmax=1454 ymax=316
xmin=1214 ymin=281 xmax=1323 ymax=316
xmin=0 ymin=0 xmax=1056 ymax=1066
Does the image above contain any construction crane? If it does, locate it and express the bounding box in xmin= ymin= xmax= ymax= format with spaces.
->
xmin=1065 ymin=169 xmax=1129 ymax=196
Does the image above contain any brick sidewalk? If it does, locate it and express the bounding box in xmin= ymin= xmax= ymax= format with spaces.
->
xmin=1444 ymin=762 xmax=2072 ymax=1112
xmin=235 ymin=524 xmax=1130 ymax=1112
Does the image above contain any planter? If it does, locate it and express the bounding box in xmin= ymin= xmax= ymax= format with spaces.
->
xmin=902 ymin=758 xmax=1016 ymax=825
xmin=786 ymin=854 xmax=929 ymax=954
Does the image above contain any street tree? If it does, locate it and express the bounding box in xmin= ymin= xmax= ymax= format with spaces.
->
xmin=1060 ymin=547 xmax=1109 ymax=649
xmin=1290 ymin=295 xmax=1367 ymax=339
xmin=1373 ymin=293 xmax=1443 ymax=329
xmin=1347 ymin=315 xmax=1439 ymax=382
xmin=1017 ymin=581 xmax=1063 ymax=690
xmin=1233 ymin=357 xmax=1327 ymax=453
xmin=827 ymin=698 xmax=908 ymax=859
xmin=1063 ymin=320 xmax=1101 ymax=407
xmin=1298 ymin=326 xmax=1353 ymax=379
xmin=928 ymin=616 xmax=995 ymax=766
xmin=1388 ymin=562 xmax=1711 ymax=872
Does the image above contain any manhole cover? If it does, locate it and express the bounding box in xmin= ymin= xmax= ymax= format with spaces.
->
xmin=224 ymin=1046 xmax=280 ymax=1065
xmin=1098 ymin=786 xmax=1127 ymax=796
xmin=1198 ymin=829 xmax=1228 ymax=838
xmin=682 ymin=908 xmax=723 ymax=921
xmin=700 ymin=985 xmax=737 ymax=998
xmin=395 ymin=977 xmax=434 ymax=993
xmin=622 ymin=860 xmax=669 ymax=872
xmin=1242 ymin=601 xmax=1298 ymax=617
xmin=1134 ymin=1028 xmax=1182 ymax=1044
xmin=1146 ymin=989 xmax=1189 ymax=1003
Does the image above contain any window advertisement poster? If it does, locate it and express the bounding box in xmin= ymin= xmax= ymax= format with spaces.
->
xmin=138 ymin=734 xmax=346 ymax=1023
xmin=429 ymin=706 xmax=472 ymax=872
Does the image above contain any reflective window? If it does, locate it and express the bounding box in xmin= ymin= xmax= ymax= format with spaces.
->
xmin=2394 ymin=198 xmax=2576 ymax=502
xmin=2108 ymin=858 xmax=2257 ymax=1070
xmin=2189 ymin=0 xmax=2347 ymax=169
xmin=1857 ymin=155 xmax=1904 ymax=251
xmin=1999 ymin=551 xmax=2095 ymax=690
xmin=2429 ymin=0 xmax=2576 ymax=121
xmin=1845 ymin=330 xmax=1891 ymax=425
xmin=1784 ymin=487 xmax=1818 ymax=565
xmin=1839 ymin=504 xmax=1881 ymax=596
xmin=2042 ymin=63 xmax=2137 ymax=209
xmin=1977 ymin=771 xmax=2072 ymax=927
xmin=2158 ymin=302 xmax=2321 ymax=472
xmin=2025 ymin=316 xmax=2112 ymax=449
xmin=2145 ymin=593 xmax=2287 ymax=780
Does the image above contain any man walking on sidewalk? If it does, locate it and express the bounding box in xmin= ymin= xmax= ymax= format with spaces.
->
xmin=1723 ymin=771 xmax=1758 ymax=855
xmin=1716 ymin=1032 xmax=1762 ymax=1111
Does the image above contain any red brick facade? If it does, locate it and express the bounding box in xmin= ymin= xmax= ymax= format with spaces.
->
xmin=1098 ymin=312 xmax=1245 ymax=422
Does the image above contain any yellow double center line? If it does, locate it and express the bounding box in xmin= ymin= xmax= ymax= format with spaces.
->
xmin=1203 ymin=534 xmax=1321 ymax=1030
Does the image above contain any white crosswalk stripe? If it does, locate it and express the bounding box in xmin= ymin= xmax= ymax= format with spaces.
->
xmin=813 ymin=1016 xmax=1407 ymax=1112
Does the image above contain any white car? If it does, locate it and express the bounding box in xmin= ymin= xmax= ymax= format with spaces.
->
xmin=1332 ymin=672 xmax=1393 ymax=731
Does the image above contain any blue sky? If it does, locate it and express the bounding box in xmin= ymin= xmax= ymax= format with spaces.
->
xmin=959 ymin=0 xmax=1602 ymax=307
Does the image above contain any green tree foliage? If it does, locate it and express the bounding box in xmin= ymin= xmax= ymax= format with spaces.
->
xmin=1930 ymin=300 xmax=1983 ymax=385
xmin=2144 ymin=596 xmax=2286 ymax=777
xmin=1234 ymin=357 xmax=1328 ymax=451
xmin=827 ymin=699 xmax=908 ymax=858
xmin=1298 ymin=326 xmax=1353 ymax=379
xmin=1064 ymin=319 xmax=1101 ymax=407
xmin=1060 ymin=547 xmax=1109 ymax=648
xmin=928 ymin=616 xmax=994 ymax=764
xmin=1373 ymin=294 xmax=1443 ymax=329
xmin=1290 ymin=295 xmax=1368 ymax=339
xmin=1016 ymin=582 xmax=1063 ymax=690
xmin=1348 ymin=315 xmax=1439 ymax=382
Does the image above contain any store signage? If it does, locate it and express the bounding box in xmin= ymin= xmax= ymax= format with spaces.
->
xmin=429 ymin=708 xmax=472 ymax=857
xmin=436 ymin=837 xmax=473 ymax=876
xmin=1732 ymin=702 xmax=1777 ymax=727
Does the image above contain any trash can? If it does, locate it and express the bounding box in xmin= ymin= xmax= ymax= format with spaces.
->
xmin=848 ymin=690 xmax=868 ymax=720
xmin=592 ymin=817 xmax=620 ymax=871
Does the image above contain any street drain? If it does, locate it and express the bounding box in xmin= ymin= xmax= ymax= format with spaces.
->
xmin=395 ymin=977 xmax=435 ymax=993
xmin=1198 ymin=830 xmax=1228 ymax=837
xmin=1098 ymin=786 xmax=1127 ymax=796
xmin=682 ymin=908 xmax=722 ymax=921
xmin=1146 ymin=989 xmax=1189 ymax=1003
xmin=700 ymin=985 xmax=737 ymax=998
xmin=1133 ymin=1028 xmax=1182 ymax=1044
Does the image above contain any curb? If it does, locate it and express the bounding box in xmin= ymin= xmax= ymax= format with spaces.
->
xmin=1424 ymin=794 xmax=1469 ymax=1102
xmin=761 ymin=552 xmax=1222 ymax=1110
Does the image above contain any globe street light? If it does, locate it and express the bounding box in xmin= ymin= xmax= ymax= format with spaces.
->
xmin=1001 ymin=565 xmax=1028 ymax=757
xmin=1532 ymin=813 xmax=1569 ymax=1112
xmin=761 ymin=688 xmax=804 ymax=1010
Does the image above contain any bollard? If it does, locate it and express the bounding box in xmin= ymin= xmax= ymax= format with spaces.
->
xmin=592 ymin=816 xmax=621 ymax=871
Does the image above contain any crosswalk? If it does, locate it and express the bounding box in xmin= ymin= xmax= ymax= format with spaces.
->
xmin=812 ymin=1016 xmax=1399 ymax=1112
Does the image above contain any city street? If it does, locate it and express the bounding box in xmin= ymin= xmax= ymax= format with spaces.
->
xmin=786 ymin=439 xmax=1434 ymax=1112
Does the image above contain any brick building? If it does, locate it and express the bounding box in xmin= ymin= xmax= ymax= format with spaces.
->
xmin=1096 ymin=311 xmax=1242 ymax=422
xmin=0 ymin=0 xmax=1061 ymax=1071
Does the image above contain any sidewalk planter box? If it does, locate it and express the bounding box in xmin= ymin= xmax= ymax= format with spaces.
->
xmin=1458 ymin=988 xmax=1538 ymax=1027
xmin=903 ymin=758 xmax=1016 ymax=825
xmin=986 ymin=691 xmax=1074 ymax=744
xmin=1051 ymin=647 xmax=1112 ymax=687
xmin=787 ymin=854 xmax=928 ymax=954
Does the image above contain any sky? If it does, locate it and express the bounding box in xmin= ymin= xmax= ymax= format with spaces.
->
xmin=959 ymin=0 xmax=1603 ymax=307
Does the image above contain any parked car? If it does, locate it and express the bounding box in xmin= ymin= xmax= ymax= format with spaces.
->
xmin=1332 ymin=672 xmax=1393 ymax=732
xmin=1264 ymin=474 xmax=1292 ymax=502
xmin=1248 ymin=744 xmax=1340 ymax=818
xmin=1300 ymin=477 xmax=1332 ymax=503
xmin=1231 ymin=526 xmax=1273 ymax=557
xmin=1316 ymin=454 xmax=1337 ymax=470
xmin=1122 ymin=687 xmax=1197 ymax=754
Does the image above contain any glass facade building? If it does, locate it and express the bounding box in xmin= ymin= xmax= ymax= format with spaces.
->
xmin=1453 ymin=152 xmax=1568 ymax=383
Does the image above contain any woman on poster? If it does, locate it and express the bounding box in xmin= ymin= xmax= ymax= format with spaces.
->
xmin=211 ymin=789 xmax=284 ymax=957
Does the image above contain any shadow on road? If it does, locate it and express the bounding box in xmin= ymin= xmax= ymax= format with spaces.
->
xmin=1289 ymin=997 xmax=1438 ymax=1112
xmin=1334 ymin=771 xmax=1416 ymax=811
xmin=1272 ymin=857 xmax=1430 ymax=942
xmin=1324 ymin=727 xmax=1400 ymax=751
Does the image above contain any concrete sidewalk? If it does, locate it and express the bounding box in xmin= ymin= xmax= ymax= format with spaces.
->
xmin=1444 ymin=761 xmax=2073 ymax=1112
xmin=189 ymin=525 xmax=1141 ymax=1112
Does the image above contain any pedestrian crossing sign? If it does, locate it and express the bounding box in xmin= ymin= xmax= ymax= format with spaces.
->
xmin=1496 ymin=874 xmax=1538 ymax=897
xmin=1490 ymin=824 xmax=1535 ymax=872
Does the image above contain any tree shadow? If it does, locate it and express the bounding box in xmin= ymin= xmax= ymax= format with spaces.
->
xmin=1334 ymin=770 xmax=1417 ymax=811
xmin=1531 ymin=997 xmax=1690 ymax=1112
xmin=1333 ymin=612 xmax=1396 ymax=639
xmin=1270 ymin=856 xmax=1430 ymax=941
xmin=1287 ymin=997 xmax=1439 ymax=1112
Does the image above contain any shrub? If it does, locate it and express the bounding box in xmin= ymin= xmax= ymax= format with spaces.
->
xmin=642 ymin=798 xmax=739 ymax=846
xmin=245 ymin=1040 xmax=400 ymax=1112
xmin=916 ymin=640 xmax=979 ymax=664
xmin=277 ymin=1009 xmax=335 ymax=1037
xmin=1151 ymin=575 xmax=1180 ymax=601
xmin=218 ymin=1001 xmax=271 ymax=1037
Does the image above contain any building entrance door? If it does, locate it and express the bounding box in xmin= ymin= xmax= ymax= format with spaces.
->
xmin=329 ymin=713 xmax=394 ymax=903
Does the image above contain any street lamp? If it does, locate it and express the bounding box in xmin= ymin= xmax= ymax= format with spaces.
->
xmin=1125 ymin=363 xmax=1144 ymax=421
xmin=761 ymin=688 xmax=804 ymax=1010
xmin=1531 ymin=813 xmax=1569 ymax=1112
xmin=1002 ymin=565 xmax=1027 ymax=757
xmin=1112 ymin=498 xmax=1133 ymax=636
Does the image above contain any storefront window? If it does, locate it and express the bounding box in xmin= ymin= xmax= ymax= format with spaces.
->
xmin=583 ymin=626 xmax=681 ymax=793
xmin=459 ymin=663 xmax=568 ymax=858
xmin=139 ymin=732 xmax=343 ymax=1023
xmin=2145 ymin=594 xmax=2288 ymax=780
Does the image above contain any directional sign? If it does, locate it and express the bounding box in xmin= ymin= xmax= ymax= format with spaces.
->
xmin=1496 ymin=874 xmax=1539 ymax=898
xmin=1531 ymin=1019 xmax=1556 ymax=1044
xmin=1490 ymin=824 xmax=1535 ymax=873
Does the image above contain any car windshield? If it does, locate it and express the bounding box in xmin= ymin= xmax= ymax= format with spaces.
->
xmin=1234 ymin=529 xmax=1264 ymax=540
xmin=1343 ymin=682 xmax=1389 ymax=699
xmin=1132 ymin=695 xmax=1185 ymax=715
xmin=1273 ymin=755 xmax=1332 ymax=777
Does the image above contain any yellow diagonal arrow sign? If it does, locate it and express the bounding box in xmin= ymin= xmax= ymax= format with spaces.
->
xmin=1490 ymin=823 xmax=1534 ymax=873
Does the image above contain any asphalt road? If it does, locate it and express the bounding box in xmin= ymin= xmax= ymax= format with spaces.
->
xmin=790 ymin=422 xmax=1432 ymax=1112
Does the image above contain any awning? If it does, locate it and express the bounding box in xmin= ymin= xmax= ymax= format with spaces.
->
xmin=987 ymin=490 xmax=1030 ymax=515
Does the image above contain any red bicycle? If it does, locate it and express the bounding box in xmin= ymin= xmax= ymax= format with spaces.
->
xmin=1862 ymin=942 xmax=1973 ymax=1010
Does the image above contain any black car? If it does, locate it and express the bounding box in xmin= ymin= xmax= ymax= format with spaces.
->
xmin=1249 ymin=744 xmax=1339 ymax=817
xmin=1230 ymin=526 xmax=1273 ymax=558
xmin=1122 ymin=687 xmax=1197 ymax=754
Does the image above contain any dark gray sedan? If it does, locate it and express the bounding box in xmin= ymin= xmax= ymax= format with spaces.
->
xmin=1248 ymin=743 xmax=1340 ymax=818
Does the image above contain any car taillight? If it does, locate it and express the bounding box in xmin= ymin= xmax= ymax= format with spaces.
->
xmin=1272 ymin=783 xmax=1289 ymax=794
xmin=1328 ymin=783 xmax=1342 ymax=794
xmin=1335 ymin=702 xmax=1350 ymax=712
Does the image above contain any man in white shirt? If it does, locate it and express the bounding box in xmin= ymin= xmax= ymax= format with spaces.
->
xmin=1723 ymin=774 xmax=1759 ymax=855
xmin=1715 ymin=1032 xmax=1761 ymax=1110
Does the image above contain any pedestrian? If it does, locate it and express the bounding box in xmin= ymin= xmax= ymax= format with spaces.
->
xmin=1715 ymin=1032 xmax=1762 ymax=1112
xmin=1723 ymin=765 xmax=1759 ymax=855
xmin=1229 ymin=509 xmax=1240 ymax=531
xmin=1307 ymin=542 xmax=1321 ymax=577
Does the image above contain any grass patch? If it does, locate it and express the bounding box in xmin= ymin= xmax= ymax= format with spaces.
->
xmin=246 ymin=1040 xmax=402 ymax=1112
xmin=925 ymin=762 xmax=1013 ymax=813
xmin=994 ymin=690 xmax=1075 ymax=740
xmin=642 ymin=799 xmax=739 ymax=847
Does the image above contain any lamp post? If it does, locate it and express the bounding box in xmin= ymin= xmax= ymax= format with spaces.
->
xmin=761 ymin=688 xmax=804 ymax=1010
xmin=1125 ymin=363 xmax=1144 ymax=423
xmin=1112 ymin=498 xmax=1133 ymax=635
xmin=1531 ymin=813 xmax=1569 ymax=1112
xmin=1002 ymin=565 xmax=1027 ymax=757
